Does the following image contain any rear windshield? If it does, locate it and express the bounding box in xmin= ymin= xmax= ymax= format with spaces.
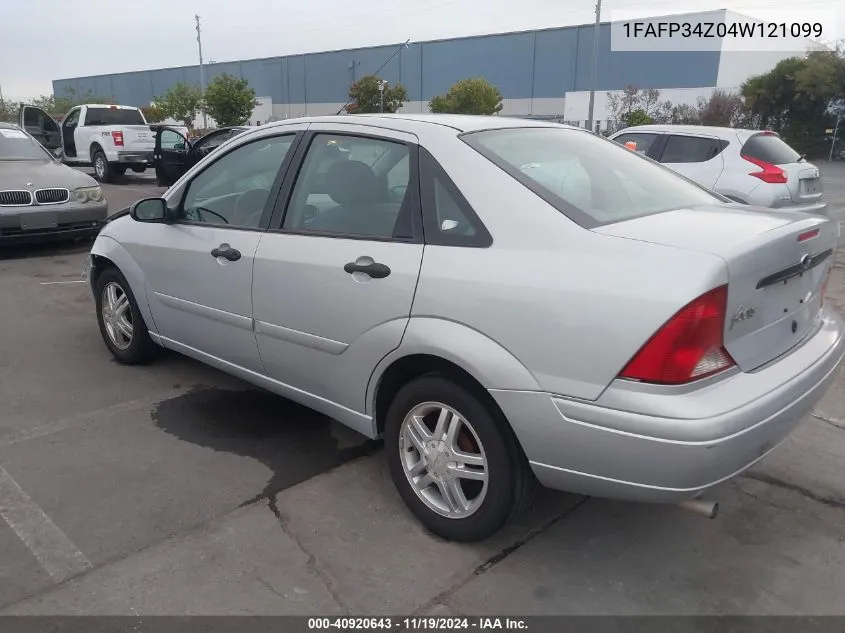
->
xmin=85 ymin=107 xmax=145 ymax=126
xmin=462 ymin=127 xmax=721 ymax=227
xmin=741 ymin=134 xmax=801 ymax=165
xmin=0 ymin=128 xmax=51 ymax=160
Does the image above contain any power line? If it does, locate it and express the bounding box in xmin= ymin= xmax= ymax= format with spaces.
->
xmin=336 ymin=39 xmax=411 ymax=115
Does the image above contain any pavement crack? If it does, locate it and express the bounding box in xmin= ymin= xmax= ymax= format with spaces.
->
xmin=411 ymin=496 xmax=590 ymax=616
xmin=266 ymin=498 xmax=349 ymax=614
xmin=810 ymin=412 xmax=845 ymax=431
xmin=742 ymin=472 xmax=845 ymax=511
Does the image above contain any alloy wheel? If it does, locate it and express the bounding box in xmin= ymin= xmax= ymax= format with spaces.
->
xmin=399 ymin=401 xmax=488 ymax=519
xmin=101 ymin=281 xmax=133 ymax=350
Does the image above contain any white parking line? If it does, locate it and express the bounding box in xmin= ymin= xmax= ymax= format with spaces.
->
xmin=0 ymin=466 xmax=92 ymax=582
xmin=39 ymin=281 xmax=86 ymax=286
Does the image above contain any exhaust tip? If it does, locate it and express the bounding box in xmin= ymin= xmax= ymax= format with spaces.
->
xmin=678 ymin=499 xmax=719 ymax=519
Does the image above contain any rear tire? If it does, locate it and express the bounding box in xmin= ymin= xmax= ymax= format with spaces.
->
xmin=385 ymin=374 xmax=535 ymax=542
xmin=94 ymin=267 xmax=160 ymax=365
xmin=113 ymin=165 xmax=127 ymax=176
xmin=131 ymin=166 xmax=146 ymax=174
xmin=92 ymin=149 xmax=112 ymax=183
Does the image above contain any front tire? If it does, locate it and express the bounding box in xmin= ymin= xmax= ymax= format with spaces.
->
xmin=94 ymin=267 xmax=160 ymax=364
xmin=92 ymin=149 xmax=112 ymax=183
xmin=385 ymin=374 xmax=535 ymax=542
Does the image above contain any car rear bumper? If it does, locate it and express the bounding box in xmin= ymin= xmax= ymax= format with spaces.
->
xmin=0 ymin=203 xmax=108 ymax=244
xmin=116 ymin=151 xmax=153 ymax=164
xmin=491 ymin=306 xmax=845 ymax=502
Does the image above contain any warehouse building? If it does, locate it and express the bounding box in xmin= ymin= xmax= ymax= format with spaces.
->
xmin=53 ymin=9 xmax=798 ymax=131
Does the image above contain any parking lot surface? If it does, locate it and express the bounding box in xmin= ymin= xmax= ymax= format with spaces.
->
xmin=0 ymin=166 xmax=844 ymax=615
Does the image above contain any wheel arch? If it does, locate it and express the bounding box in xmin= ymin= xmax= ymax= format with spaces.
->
xmin=368 ymin=317 xmax=541 ymax=437
xmin=90 ymin=236 xmax=160 ymax=337
xmin=89 ymin=142 xmax=105 ymax=162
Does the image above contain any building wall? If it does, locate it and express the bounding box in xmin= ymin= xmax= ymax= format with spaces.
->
xmin=53 ymin=17 xmax=721 ymax=119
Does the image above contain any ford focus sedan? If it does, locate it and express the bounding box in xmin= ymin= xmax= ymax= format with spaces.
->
xmin=1 ymin=122 xmax=107 ymax=244
xmin=84 ymin=115 xmax=844 ymax=542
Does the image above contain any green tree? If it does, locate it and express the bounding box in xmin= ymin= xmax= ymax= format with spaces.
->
xmin=203 ymin=74 xmax=257 ymax=127
xmin=741 ymin=46 xmax=845 ymax=156
xmin=155 ymin=82 xmax=203 ymax=130
xmin=696 ymin=89 xmax=746 ymax=127
xmin=624 ymin=108 xmax=654 ymax=127
xmin=140 ymin=103 xmax=166 ymax=123
xmin=429 ymin=78 xmax=503 ymax=115
xmin=346 ymin=75 xmax=408 ymax=114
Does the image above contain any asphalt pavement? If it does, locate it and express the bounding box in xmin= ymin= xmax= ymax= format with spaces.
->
xmin=0 ymin=166 xmax=844 ymax=615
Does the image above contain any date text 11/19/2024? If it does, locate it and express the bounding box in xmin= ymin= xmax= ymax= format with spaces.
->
xmin=308 ymin=617 xmax=528 ymax=631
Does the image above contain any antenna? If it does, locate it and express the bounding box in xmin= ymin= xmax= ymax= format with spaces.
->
xmin=336 ymin=39 xmax=411 ymax=115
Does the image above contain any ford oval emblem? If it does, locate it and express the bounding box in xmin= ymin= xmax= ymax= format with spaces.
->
xmin=800 ymin=254 xmax=812 ymax=270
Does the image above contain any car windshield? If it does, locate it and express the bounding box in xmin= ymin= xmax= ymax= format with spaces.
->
xmin=462 ymin=127 xmax=723 ymax=227
xmin=0 ymin=128 xmax=51 ymax=160
xmin=85 ymin=107 xmax=145 ymax=126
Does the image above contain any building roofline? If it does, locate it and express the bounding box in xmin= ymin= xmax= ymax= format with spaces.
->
xmin=53 ymin=9 xmax=728 ymax=84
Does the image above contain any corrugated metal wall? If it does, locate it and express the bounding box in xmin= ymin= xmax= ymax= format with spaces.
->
xmin=52 ymin=22 xmax=720 ymax=109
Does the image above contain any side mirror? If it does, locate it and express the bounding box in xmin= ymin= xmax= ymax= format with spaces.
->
xmin=130 ymin=198 xmax=169 ymax=222
xmin=52 ymin=147 xmax=63 ymax=160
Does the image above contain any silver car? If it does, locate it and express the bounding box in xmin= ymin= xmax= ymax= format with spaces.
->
xmin=609 ymin=125 xmax=827 ymax=215
xmin=0 ymin=122 xmax=107 ymax=244
xmin=84 ymin=115 xmax=845 ymax=541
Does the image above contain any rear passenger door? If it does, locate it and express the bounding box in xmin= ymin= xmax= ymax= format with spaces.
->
xmin=251 ymin=125 xmax=424 ymax=424
xmin=655 ymin=134 xmax=727 ymax=189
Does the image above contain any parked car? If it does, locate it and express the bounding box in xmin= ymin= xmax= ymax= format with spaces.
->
xmin=609 ymin=125 xmax=827 ymax=215
xmin=154 ymin=126 xmax=249 ymax=187
xmin=0 ymin=122 xmax=107 ymax=244
xmin=84 ymin=115 xmax=844 ymax=541
xmin=20 ymin=103 xmax=178 ymax=183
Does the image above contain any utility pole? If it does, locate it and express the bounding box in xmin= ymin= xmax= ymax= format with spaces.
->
xmin=586 ymin=0 xmax=602 ymax=133
xmin=195 ymin=15 xmax=208 ymax=130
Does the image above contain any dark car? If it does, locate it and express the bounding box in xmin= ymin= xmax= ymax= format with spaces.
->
xmin=0 ymin=122 xmax=108 ymax=244
xmin=153 ymin=126 xmax=249 ymax=186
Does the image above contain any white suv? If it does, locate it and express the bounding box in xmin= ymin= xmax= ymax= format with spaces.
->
xmin=609 ymin=125 xmax=826 ymax=215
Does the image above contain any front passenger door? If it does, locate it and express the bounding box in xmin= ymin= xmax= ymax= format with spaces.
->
xmin=154 ymin=128 xmax=193 ymax=186
xmin=252 ymin=127 xmax=424 ymax=425
xmin=130 ymin=131 xmax=303 ymax=373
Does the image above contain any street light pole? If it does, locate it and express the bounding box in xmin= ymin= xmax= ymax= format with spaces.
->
xmin=195 ymin=15 xmax=208 ymax=131
xmin=586 ymin=0 xmax=602 ymax=133
xmin=829 ymin=113 xmax=841 ymax=163
xmin=378 ymin=80 xmax=387 ymax=113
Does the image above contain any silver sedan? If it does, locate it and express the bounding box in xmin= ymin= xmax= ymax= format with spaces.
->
xmin=0 ymin=122 xmax=107 ymax=244
xmin=84 ymin=114 xmax=845 ymax=541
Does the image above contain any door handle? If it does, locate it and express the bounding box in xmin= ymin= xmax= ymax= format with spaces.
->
xmin=344 ymin=261 xmax=391 ymax=279
xmin=211 ymin=245 xmax=241 ymax=261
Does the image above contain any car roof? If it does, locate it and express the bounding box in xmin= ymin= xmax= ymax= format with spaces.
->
xmin=613 ymin=124 xmax=769 ymax=140
xmin=260 ymin=113 xmax=579 ymax=134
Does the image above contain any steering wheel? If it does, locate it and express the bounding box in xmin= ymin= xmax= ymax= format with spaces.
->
xmin=233 ymin=188 xmax=271 ymax=226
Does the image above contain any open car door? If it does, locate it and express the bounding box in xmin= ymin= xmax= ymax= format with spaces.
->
xmin=153 ymin=126 xmax=193 ymax=187
xmin=19 ymin=104 xmax=62 ymax=156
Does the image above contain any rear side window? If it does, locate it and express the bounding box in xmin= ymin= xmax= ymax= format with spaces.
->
xmin=741 ymin=134 xmax=801 ymax=165
xmin=462 ymin=127 xmax=720 ymax=227
xmin=613 ymin=132 xmax=659 ymax=156
xmin=85 ymin=108 xmax=145 ymax=126
xmin=660 ymin=135 xmax=728 ymax=163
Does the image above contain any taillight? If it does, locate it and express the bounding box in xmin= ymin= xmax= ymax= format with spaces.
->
xmin=742 ymin=154 xmax=787 ymax=184
xmin=619 ymin=285 xmax=736 ymax=385
xmin=112 ymin=131 xmax=124 ymax=147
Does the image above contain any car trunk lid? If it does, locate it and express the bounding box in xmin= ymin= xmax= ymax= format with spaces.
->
xmin=594 ymin=205 xmax=838 ymax=372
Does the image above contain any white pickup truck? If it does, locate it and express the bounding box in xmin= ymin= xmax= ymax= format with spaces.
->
xmin=20 ymin=103 xmax=188 ymax=183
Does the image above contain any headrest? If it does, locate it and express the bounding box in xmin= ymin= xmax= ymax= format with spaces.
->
xmin=326 ymin=160 xmax=381 ymax=206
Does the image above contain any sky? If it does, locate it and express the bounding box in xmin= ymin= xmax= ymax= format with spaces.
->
xmin=0 ymin=0 xmax=842 ymax=100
